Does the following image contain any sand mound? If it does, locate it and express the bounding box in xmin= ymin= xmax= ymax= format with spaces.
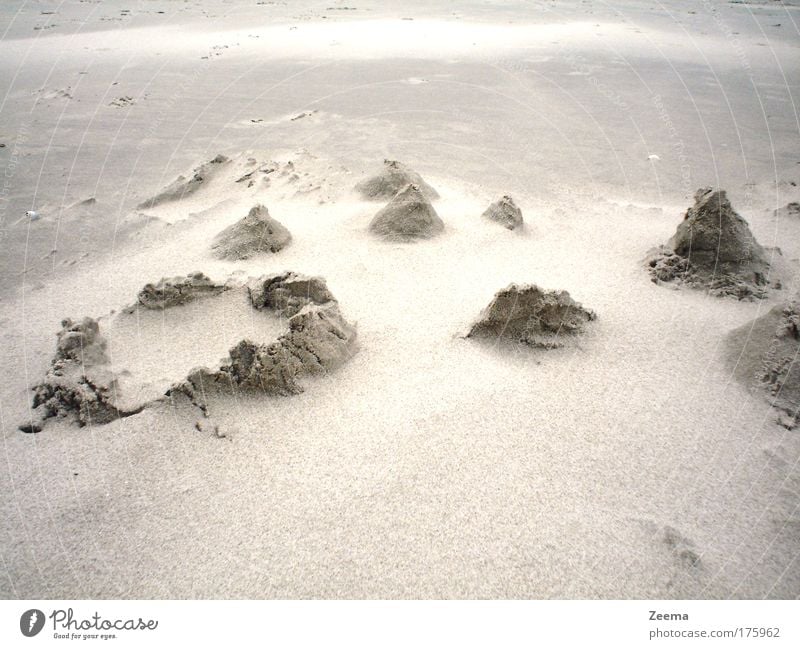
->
xmin=68 ymin=197 xmax=97 ymax=209
xmin=19 ymin=318 xmax=144 ymax=432
xmin=355 ymin=159 xmax=439 ymax=201
xmin=368 ymin=183 xmax=444 ymax=241
xmin=211 ymin=204 xmax=291 ymax=260
xmin=52 ymin=317 xmax=109 ymax=366
xmin=137 ymin=154 xmax=229 ymax=210
xmin=131 ymin=272 xmax=227 ymax=311
xmin=726 ymin=298 xmax=800 ymax=428
xmin=173 ymin=272 xmax=357 ymax=402
xmin=247 ymin=271 xmax=335 ymax=316
xmin=647 ymin=188 xmax=771 ymax=299
xmin=467 ymin=283 xmax=596 ymax=349
xmin=482 ymin=195 xmax=523 ymax=230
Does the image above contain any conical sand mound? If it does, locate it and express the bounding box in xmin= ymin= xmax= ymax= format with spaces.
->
xmin=467 ymin=283 xmax=596 ymax=349
xmin=646 ymin=188 xmax=772 ymax=299
xmin=368 ymin=183 xmax=444 ymax=240
xmin=211 ymin=204 xmax=291 ymax=260
xmin=355 ymin=159 xmax=439 ymax=201
xmin=726 ymin=297 xmax=800 ymax=429
xmin=482 ymin=195 xmax=523 ymax=230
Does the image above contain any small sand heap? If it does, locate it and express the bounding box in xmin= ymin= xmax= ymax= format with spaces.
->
xmin=468 ymin=283 xmax=596 ymax=348
xmin=174 ymin=272 xmax=357 ymax=401
xmin=482 ymin=195 xmax=523 ymax=230
xmin=20 ymin=318 xmax=143 ymax=432
xmin=137 ymin=154 xmax=229 ymax=209
xmin=647 ymin=188 xmax=771 ymax=299
xmin=247 ymin=271 xmax=335 ymax=316
xmin=131 ymin=272 xmax=227 ymax=311
xmin=727 ymin=297 xmax=800 ymax=429
xmin=211 ymin=204 xmax=291 ymax=260
xmin=369 ymin=183 xmax=444 ymax=241
xmin=355 ymin=159 xmax=439 ymax=201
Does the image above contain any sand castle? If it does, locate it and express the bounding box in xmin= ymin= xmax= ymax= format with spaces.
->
xmin=211 ymin=204 xmax=291 ymax=260
xmin=647 ymin=188 xmax=771 ymax=299
xmin=355 ymin=159 xmax=439 ymax=201
xmin=468 ymin=283 xmax=596 ymax=349
xmin=368 ymin=183 xmax=444 ymax=240
xmin=21 ymin=270 xmax=357 ymax=432
xmin=137 ymin=154 xmax=229 ymax=210
xmin=482 ymin=195 xmax=523 ymax=230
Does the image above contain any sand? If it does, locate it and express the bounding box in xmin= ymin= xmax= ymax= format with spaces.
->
xmin=1 ymin=0 xmax=799 ymax=600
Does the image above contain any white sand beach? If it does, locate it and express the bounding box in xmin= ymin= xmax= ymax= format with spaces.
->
xmin=1 ymin=0 xmax=799 ymax=598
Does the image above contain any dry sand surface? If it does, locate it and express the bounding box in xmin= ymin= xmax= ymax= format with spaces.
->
xmin=1 ymin=0 xmax=800 ymax=598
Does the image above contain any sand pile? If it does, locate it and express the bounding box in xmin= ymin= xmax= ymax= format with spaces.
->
xmin=727 ymin=298 xmax=800 ymax=429
xmin=647 ymin=188 xmax=771 ymax=299
xmin=174 ymin=272 xmax=357 ymax=402
xmin=247 ymin=271 xmax=335 ymax=315
xmin=368 ymin=183 xmax=444 ymax=240
xmin=467 ymin=283 xmax=596 ymax=348
xmin=137 ymin=154 xmax=229 ymax=209
xmin=211 ymin=204 xmax=291 ymax=260
xmin=19 ymin=318 xmax=143 ymax=432
xmin=355 ymin=159 xmax=439 ymax=201
xmin=130 ymin=271 xmax=227 ymax=311
xmin=482 ymin=195 xmax=523 ymax=230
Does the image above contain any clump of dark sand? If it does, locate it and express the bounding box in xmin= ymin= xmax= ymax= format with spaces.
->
xmin=172 ymin=272 xmax=357 ymax=402
xmin=647 ymin=188 xmax=771 ymax=299
xmin=467 ymin=283 xmax=596 ymax=349
xmin=19 ymin=318 xmax=143 ymax=432
xmin=482 ymin=195 xmax=523 ymax=230
xmin=247 ymin=271 xmax=335 ymax=316
xmin=355 ymin=160 xmax=439 ymax=201
xmin=369 ymin=184 xmax=444 ymax=241
xmin=211 ymin=204 xmax=291 ymax=260
xmin=726 ymin=298 xmax=800 ymax=429
xmin=137 ymin=154 xmax=229 ymax=209
xmin=131 ymin=272 xmax=226 ymax=311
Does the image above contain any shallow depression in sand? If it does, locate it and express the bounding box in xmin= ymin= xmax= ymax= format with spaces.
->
xmin=103 ymin=289 xmax=287 ymax=403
